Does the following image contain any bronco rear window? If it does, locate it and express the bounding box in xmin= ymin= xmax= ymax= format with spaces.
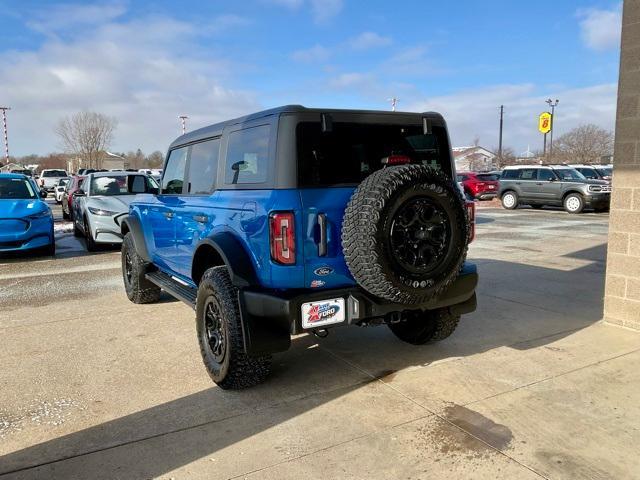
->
xmin=296 ymin=122 xmax=449 ymax=187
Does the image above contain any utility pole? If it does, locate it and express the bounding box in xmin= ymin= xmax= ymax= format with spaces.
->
xmin=498 ymin=105 xmax=504 ymax=160
xmin=0 ymin=107 xmax=10 ymax=165
xmin=387 ymin=97 xmax=399 ymax=112
xmin=179 ymin=115 xmax=189 ymax=135
xmin=546 ymin=99 xmax=559 ymax=158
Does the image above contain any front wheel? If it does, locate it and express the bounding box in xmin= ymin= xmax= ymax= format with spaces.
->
xmin=388 ymin=308 xmax=460 ymax=345
xmin=501 ymin=191 xmax=518 ymax=210
xmin=196 ymin=267 xmax=272 ymax=389
xmin=84 ymin=217 xmax=98 ymax=251
xmin=564 ymin=193 xmax=584 ymax=214
xmin=121 ymin=232 xmax=161 ymax=304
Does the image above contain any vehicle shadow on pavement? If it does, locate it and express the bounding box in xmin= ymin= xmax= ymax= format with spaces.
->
xmin=0 ymin=244 xmax=608 ymax=479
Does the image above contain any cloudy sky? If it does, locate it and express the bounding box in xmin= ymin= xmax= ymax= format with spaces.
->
xmin=0 ymin=0 xmax=622 ymax=156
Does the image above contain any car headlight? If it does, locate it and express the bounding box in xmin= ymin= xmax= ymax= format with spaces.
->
xmin=27 ymin=209 xmax=52 ymax=220
xmin=588 ymin=185 xmax=602 ymax=192
xmin=88 ymin=206 xmax=118 ymax=216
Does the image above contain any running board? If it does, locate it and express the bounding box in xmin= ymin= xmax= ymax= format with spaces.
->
xmin=146 ymin=271 xmax=197 ymax=309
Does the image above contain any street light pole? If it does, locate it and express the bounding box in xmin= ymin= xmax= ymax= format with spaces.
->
xmin=0 ymin=107 xmax=10 ymax=165
xmin=387 ymin=97 xmax=399 ymax=112
xmin=498 ymin=105 xmax=504 ymax=160
xmin=179 ymin=115 xmax=189 ymax=135
xmin=546 ymin=99 xmax=559 ymax=158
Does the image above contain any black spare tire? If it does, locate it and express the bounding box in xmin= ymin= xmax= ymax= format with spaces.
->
xmin=342 ymin=164 xmax=470 ymax=304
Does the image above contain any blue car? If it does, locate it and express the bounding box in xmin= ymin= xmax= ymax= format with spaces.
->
xmin=0 ymin=173 xmax=55 ymax=255
xmin=120 ymin=106 xmax=477 ymax=389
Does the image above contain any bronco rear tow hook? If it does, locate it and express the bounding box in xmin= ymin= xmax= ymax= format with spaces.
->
xmin=312 ymin=328 xmax=329 ymax=338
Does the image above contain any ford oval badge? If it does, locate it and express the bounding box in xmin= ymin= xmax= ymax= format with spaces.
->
xmin=314 ymin=266 xmax=333 ymax=276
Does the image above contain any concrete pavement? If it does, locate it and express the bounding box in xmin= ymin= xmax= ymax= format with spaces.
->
xmin=1 ymin=206 xmax=639 ymax=479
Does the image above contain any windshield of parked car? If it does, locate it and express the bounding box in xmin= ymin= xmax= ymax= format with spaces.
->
xmin=0 ymin=178 xmax=37 ymax=199
xmin=90 ymin=175 xmax=155 ymax=196
xmin=297 ymin=121 xmax=450 ymax=187
xmin=555 ymin=168 xmax=586 ymax=181
xmin=596 ymin=167 xmax=612 ymax=177
xmin=475 ymin=173 xmax=499 ymax=181
xmin=42 ymin=170 xmax=67 ymax=177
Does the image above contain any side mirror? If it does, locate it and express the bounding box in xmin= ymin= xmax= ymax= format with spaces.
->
xmin=548 ymin=177 xmax=556 ymax=182
xmin=149 ymin=187 xmax=159 ymax=195
xmin=73 ymin=189 xmax=86 ymax=197
xmin=39 ymin=189 xmax=48 ymax=198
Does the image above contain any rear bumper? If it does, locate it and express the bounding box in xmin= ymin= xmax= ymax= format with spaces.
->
xmin=238 ymin=263 xmax=478 ymax=356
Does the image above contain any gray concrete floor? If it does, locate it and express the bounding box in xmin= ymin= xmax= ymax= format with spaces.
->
xmin=1 ymin=204 xmax=639 ymax=479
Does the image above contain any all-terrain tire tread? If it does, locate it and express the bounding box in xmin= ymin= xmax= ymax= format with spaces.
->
xmin=197 ymin=267 xmax=272 ymax=390
xmin=121 ymin=233 xmax=161 ymax=304
xmin=341 ymin=165 xmax=469 ymax=304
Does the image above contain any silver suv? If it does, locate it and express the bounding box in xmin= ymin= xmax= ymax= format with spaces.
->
xmin=499 ymin=165 xmax=611 ymax=213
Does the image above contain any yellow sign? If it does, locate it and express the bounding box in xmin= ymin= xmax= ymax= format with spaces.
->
xmin=539 ymin=112 xmax=552 ymax=134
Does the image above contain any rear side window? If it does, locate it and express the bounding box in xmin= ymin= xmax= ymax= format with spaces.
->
xmin=538 ymin=169 xmax=556 ymax=181
xmin=297 ymin=122 xmax=447 ymax=187
xmin=162 ymin=147 xmax=188 ymax=194
xmin=225 ymin=125 xmax=270 ymax=185
xmin=476 ymin=173 xmax=499 ymax=181
xmin=518 ymin=169 xmax=537 ymax=180
xmin=502 ymin=169 xmax=519 ymax=179
xmin=188 ymin=138 xmax=220 ymax=194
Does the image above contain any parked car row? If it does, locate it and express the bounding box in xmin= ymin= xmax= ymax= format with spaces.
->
xmin=0 ymin=171 xmax=159 ymax=256
xmin=0 ymin=173 xmax=55 ymax=255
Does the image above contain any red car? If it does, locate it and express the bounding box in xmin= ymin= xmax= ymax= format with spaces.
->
xmin=456 ymin=171 xmax=500 ymax=200
xmin=61 ymin=175 xmax=86 ymax=220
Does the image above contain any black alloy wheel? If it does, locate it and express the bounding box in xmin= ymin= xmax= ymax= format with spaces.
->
xmin=203 ymin=296 xmax=227 ymax=364
xmin=389 ymin=197 xmax=450 ymax=278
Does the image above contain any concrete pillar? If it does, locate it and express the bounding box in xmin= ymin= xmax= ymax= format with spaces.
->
xmin=604 ymin=0 xmax=640 ymax=329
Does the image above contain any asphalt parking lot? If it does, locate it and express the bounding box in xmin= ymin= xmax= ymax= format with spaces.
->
xmin=2 ymin=202 xmax=640 ymax=479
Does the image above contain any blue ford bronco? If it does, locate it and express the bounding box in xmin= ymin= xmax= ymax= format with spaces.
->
xmin=120 ymin=106 xmax=478 ymax=389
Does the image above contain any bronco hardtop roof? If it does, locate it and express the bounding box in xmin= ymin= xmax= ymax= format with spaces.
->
xmin=170 ymin=105 xmax=445 ymax=150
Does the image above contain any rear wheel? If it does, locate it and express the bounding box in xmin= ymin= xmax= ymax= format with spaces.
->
xmin=501 ymin=191 xmax=518 ymax=210
xmin=73 ymin=216 xmax=82 ymax=237
xmin=388 ymin=308 xmax=460 ymax=345
xmin=121 ymin=232 xmax=161 ymax=304
xmin=564 ymin=193 xmax=584 ymax=214
xmin=196 ymin=267 xmax=272 ymax=389
xmin=62 ymin=209 xmax=70 ymax=220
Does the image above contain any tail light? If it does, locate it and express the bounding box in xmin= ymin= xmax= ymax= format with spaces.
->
xmin=465 ymin=201 xmax=475 ymax=243
xmin=270 ymin=211 xmax=295 ymax=265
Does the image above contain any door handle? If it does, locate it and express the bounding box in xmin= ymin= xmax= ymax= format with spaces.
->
xmin=193 ymin=214 xmax=208 ymax=223
xmin=318 ymin=213 xmax=328 ymax=257
xmin=163 ymin=211 xmax=174 ymax=219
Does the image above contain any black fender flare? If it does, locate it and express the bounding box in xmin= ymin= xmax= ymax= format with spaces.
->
xmin=120 ymin=215 xmax=151 ymax=262
xmin=193 ymin=232 xmax=259 ymax=288
xmin=195 ymin=233 xmax=289 ymax=356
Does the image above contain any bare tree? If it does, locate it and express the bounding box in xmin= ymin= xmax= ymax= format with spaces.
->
xmin=146 ymin=151 xmax=164 ymax=168
xmin=493 ymin=146 xmax=517 ymax=169
xmin=55 ymin=112 xmax=117 ymax=169
xmin=554 ymin=124 xmax=614 ymax=164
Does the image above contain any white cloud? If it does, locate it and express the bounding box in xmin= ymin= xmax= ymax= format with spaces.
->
xmin=262 ymin=0 xmax=342 ymax=22
xmin=2 ymin=9 xmax=259 ymax=156
xmin=405 ymin=83 xmax=617 ymax=153
xmin=328 ymin=72 xmax=375 ymax=89
xmin=26 ymin=1 xmax=127 ymax=33
xmin=291 ymin=44 xmax=331 ymax=62
xmin=348 ymin=32 xmax=392 ymax=50
xmin=310 ymin=0 xmax=343 ymax=23
xmin=578 ymin=4 xmax=622 ymax=51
